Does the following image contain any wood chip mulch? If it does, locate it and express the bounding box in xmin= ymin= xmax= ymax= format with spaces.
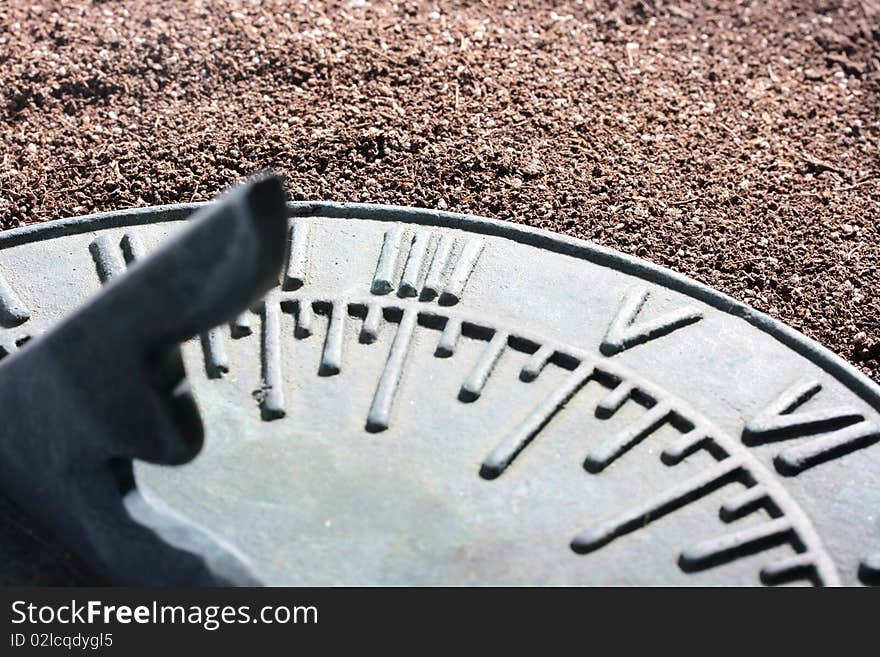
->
xmin=1 ymin=0 xmax=878 ymax=381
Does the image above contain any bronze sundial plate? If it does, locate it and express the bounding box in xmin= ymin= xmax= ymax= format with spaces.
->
xmin=1 ymin=202 xmax=878 ymax=586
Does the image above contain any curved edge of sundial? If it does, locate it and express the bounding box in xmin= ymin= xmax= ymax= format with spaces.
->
xmin=3 ymin=200 xmax=878 ymax=413
xmin=292 ymin=201 xmax=880 ymax=411
xmin=0 ymin=199 xmax=877 ymax=586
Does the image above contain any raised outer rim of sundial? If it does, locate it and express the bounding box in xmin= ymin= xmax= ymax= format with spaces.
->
xmin=3 ymin=200 xmax=879 ymax=411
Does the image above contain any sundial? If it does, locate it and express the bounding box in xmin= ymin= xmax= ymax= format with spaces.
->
xmin=0 ymin=177 xmax=878 ymax=586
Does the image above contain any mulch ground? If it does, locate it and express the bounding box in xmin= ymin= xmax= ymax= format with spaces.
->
xmin=1 ymin=0 xmax=878 ymax=381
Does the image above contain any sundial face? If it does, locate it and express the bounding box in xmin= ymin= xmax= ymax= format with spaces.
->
xmin=1 ymin=203 xmax=879 ymax=586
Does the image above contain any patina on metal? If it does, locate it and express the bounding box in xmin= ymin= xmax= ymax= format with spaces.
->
xmin=0 ymin=187 xmax=878 ymax=586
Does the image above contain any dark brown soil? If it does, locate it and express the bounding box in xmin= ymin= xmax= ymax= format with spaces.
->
xmin=1 ymin=1 xmax=878 ymax=381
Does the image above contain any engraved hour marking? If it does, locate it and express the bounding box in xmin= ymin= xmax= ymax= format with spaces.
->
xmin=423 ymin=234 xmax=454 ymax=298
xmin=369 ymin=230 xmax=482 ymax=304
xmin=121 ymin=232 xmax=146 ymax=262
xmin=221 ymin=292 xmax=840 ymax=585
xmin=571 ymin=435 xmax=833 ymax=586
xmin=760 ymin=553 xmax=819 ymax=585
xmin=0 ymin=333 xmax=32 ymax=357
xmin=744 ymin=379 xmax=880 ymax=475
xmin=89 ymin=234 xmax=127 ymax=282
xmin=435 ymin=317 xmax=461 ymax=357
xmin=661 ymin=429 xmax=709 ymax=464
xmin=720 ymin=485 xmax=769 ymax=521
xmin=90 ymin=232 xmax=145 ymax=282
xmin=231 ymin=312 xmax=252 ymax=338
xmin=0 ymin=268 xmax=34 ymax=356
xmin=776 ymin=422 xmax=880 ymax=475
xmin=284 ymin=219 xmax=310 ymax=290
xmin=440 ymin=238 xmax=484 ymax=305
xmin=295 ymin=298 xmax=313 ymax=338
xmin=600 ymin=287 xmax=702 ymax=356
xmin=584 ymin=402 xmax=672 ymax=473
xmin=572 ymin=457 xmax=743 ymax=553
xmin=366 ymin=308 xmax=418 ymax=432
xmin=200 ymin=328 xmax=229 ymax=379
xmin=371 ymin=227 xmax=404 ymax=295
xmin=481 ymin=364 xmax=592 ymax=479
xmin=679 ymin=517 xmax=793 ymax=571
xmin=227 ymin=293 xmax=841 ymax=585
xmin=520 ymin=345 xmax=554 ymax=382
xmin=0 ymin=271 xmax=29 ymax=326
xmin=595 ymin=381 xmax=634 ymax=418
xmin=399 ymin=232 xmax=430 ymax=297
xmin=319 ymin=301 xmax=345 ymax=375
xmin=744 ymin=380 xmax=862 ymax=440
xmin=360 ymin=303 xmax=382 ymax=344
xmin=459 ymin=329 xmax=508 ymax=402
xmin=260 ymin=301 xmax=285 ymax=420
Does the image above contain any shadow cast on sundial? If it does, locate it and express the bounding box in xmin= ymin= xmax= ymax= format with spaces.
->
xmin=0 ymin=493 xmax=95 ymax=586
